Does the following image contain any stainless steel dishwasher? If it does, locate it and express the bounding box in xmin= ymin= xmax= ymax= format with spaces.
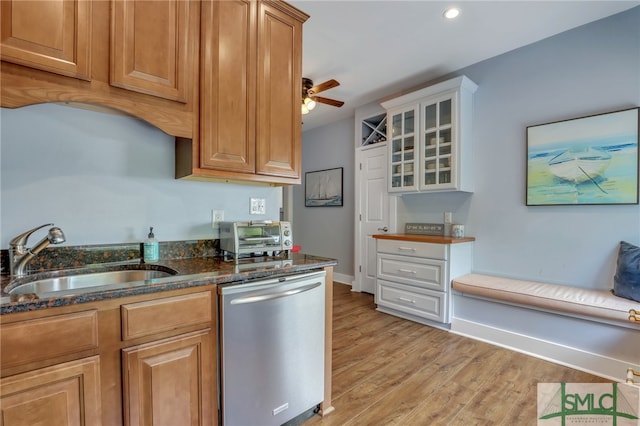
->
xmin=218 ymin=270 xmax=326 ymax=426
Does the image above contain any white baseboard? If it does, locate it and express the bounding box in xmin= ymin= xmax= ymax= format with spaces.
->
xmin=332 ymin=272 xmax=353 ymax=286
xmin=451 ymin=317 xmax=639 ymax=383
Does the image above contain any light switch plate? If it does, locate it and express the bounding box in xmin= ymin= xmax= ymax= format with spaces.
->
xmin=250 ymin=198 xmax=266 ymax=215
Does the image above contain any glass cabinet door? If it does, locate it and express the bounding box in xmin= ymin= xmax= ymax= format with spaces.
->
xmin=421 ymin=94 xmax=455 ymax=189
xmin=388 ymin=106 xmax=418 ymax=191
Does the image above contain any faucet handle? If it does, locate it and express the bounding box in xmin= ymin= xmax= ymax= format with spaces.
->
xmin=10 ymin=223 xmax=54 ymax=248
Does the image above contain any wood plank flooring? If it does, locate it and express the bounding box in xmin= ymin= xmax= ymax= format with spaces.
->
xmin=304 ymin=282 xmax=609 ymax=426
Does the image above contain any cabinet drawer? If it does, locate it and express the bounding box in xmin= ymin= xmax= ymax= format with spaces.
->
xmin=377 ymin=239 xmax=447 ymax=260
xmin=377 ymin=253 xmax=446 ymax=291
xmin=377 ymin=279 xmax=447 ymax=323
xmin=1 ymin=310 xmax=98 ymax=370
xmin=121 ymin=291 xmax=212 ymax=340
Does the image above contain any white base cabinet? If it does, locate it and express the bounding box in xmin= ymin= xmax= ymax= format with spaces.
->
xmin=376 ymin=238 xmax=472 ymax=328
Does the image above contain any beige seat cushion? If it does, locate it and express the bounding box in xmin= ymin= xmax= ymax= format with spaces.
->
xmin=453 ymin=273 xmax=639 ymax=324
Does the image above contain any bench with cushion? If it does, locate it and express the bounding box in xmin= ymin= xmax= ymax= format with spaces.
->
xmin=450 ymin=270 xmax=640 ymax=381
xmin=452 ymin=273 xmax=639 ymax=327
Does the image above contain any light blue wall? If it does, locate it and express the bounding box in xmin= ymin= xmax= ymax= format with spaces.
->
xmin=297 ymin=6 xmax=640 ymax=289
xmin=0 ymin=104 xmax=281 ymax=247
xmin=292 ymin=117 xmax=355 ymax=277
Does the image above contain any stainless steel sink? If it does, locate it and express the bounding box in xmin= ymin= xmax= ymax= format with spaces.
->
xmin=8 ymin=268 xmax=177 ymax=296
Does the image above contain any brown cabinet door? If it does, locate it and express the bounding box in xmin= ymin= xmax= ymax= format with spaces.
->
xmin=0 ymin=356 xmax=102 ymax=426
xmin=110 ymin=0 xmax=199 ymax=103
xmin=0 ymin=0 xmax=91 ymax=80
xmin=122 ymin=330 xmax=215 ymax=426
xmin=255 ymin=1 xmax=303 ymax=179
xmin=200 ymin=0 xmax=256 ymax=173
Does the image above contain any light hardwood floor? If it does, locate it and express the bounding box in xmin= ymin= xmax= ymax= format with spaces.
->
xmin=305 ymin=282 xmax=609 ymax=426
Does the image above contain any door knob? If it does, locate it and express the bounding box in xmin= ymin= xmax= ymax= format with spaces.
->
xmin=377 ymin=227 xmax=388 ymax=232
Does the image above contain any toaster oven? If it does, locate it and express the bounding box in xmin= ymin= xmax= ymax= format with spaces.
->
xmin=219 ymin=221 xmax=293 ymax=258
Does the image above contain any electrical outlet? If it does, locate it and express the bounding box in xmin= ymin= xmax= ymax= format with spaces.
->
xmin=250 ymin=198 xmax=266 ymax=215
xmin=212 ymin=210 xmax=224 ymax=226
xmin=444 ymin=212 xmax=453 ymax=224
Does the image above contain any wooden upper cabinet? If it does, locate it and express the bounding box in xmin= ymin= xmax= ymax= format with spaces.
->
xmin=200 ymin=0 xmax=256 ymax=173
xmin=178 ymin=0 xmax=308 ymax=184
xmin=111 ymin=0 xmax=198 ymax=103
xmin=0 ymin=0 xmax=198 ymax=139
xmin=255 ymin=1 xmax=303 ymax=179
xmin=0 ymin=0 xmax=91 ymax=80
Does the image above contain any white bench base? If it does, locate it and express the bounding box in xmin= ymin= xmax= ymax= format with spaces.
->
xmin=451 ymin=274 xmax=640 ymax=382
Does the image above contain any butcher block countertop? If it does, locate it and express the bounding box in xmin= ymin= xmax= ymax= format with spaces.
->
xmin=373 ymin=234 xmax=475 ymax=244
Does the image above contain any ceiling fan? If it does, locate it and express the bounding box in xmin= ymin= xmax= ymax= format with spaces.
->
xmin=302 ymin=77 xmax=344 ymax=115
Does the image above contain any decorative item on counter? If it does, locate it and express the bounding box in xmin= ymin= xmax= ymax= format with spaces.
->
xmin=451 ymin=224 xmax=465 ymax=239
xmin=143 ymin=227 xmax=159 ymax=263
xmin=444 ymin=212 xmax=452 ymax=237
xmin=405 ymin=223 xmax=444 ymax=236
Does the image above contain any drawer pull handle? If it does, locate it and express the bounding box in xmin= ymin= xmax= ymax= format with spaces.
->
xmin=397 ymin=247 xmax=416 ymax=252
xmin=398 ymin=297 xmax=416 ymax=304
xmin=398 ymin=269 xmax=417 ymax=274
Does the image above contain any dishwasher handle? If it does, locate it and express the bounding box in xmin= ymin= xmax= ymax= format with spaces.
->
xmin=229 ymin=281 xmax=322 ymax=305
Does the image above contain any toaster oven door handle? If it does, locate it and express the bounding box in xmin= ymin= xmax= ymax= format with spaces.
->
xmin=249 ymin=220 xmax=273 ymax=225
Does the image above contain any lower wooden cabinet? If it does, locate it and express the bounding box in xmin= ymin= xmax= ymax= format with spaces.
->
xmin=0 ymin=356 xmax=102 ymax=426
xmin=122 ymin=330 xmax=214 ymax=426
xmin=1 ymin=287 xmax=218 ymax=426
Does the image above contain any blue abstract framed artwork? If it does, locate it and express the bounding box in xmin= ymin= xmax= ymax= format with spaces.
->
xmin=526 ymin=107 xmax=639 ymax=206
xmin=305 ymin=167 xmax=343 ymax=207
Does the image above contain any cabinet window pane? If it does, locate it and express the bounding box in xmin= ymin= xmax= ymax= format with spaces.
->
xmin=440 ymin=99 xmax=452 ymax=126
xmin=392 ymin=114 xmax=402 ymax=137
xmin=404 ymin=136 xmax=414 ymax=151
xmin=404 ymin=110 xmax=414 ymax=134
xmin=425 ymin=104 xmax=436 ymax=130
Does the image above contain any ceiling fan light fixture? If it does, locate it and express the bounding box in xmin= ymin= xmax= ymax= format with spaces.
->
xmin=443 ymin=7 xmax=460 ymax=19
xmin=301 ymin=102 xmax=310 ymax=115
xmin=304 ymin=96 xmax=316 ymax=111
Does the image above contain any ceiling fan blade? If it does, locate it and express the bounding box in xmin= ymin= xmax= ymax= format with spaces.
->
xmin=309 ymin=79 xmax=340 ymax=95
xmin=314 ymin=96 xmax=344 ymax=108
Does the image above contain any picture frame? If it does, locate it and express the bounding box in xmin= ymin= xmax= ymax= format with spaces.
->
xmin=305 ymin=167 xmax=343 ymax=207
xmin=526 ymin=107 xmax=639 ymax=206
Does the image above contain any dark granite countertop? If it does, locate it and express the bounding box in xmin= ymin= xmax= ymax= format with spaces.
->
xmin=1 ymin=253 xmax=337 ymax=315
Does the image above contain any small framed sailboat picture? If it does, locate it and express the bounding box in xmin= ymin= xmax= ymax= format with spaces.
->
xmin=526 ymin=107 xmax=639 ymax=206
xmin=305 ymin=167 xmax=343 ymax=207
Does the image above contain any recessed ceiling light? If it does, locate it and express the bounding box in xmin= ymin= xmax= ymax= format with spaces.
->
xmin=443 ymin=7 xmax=460 ymax=19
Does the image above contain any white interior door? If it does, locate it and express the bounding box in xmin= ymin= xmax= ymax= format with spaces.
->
xmin=355 ymin=143 xmax=393 ymax=295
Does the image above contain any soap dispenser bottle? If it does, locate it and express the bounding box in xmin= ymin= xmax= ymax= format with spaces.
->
xmin=143 ymin=227 xmax=159 ymax=263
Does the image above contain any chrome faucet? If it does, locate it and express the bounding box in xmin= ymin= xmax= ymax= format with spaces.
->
xmin=9 ymin=224 xmax=66 ymax=277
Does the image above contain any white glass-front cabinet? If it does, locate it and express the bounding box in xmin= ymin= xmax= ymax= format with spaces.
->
xmin=388 ymin=105 xmax=419 ymax=191
xmin=382 ymin=76 xmax=478 ymax=193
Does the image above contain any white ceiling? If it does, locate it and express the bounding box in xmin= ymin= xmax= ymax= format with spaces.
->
xmin=289 ymin=0 xmax=639 ymax=131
